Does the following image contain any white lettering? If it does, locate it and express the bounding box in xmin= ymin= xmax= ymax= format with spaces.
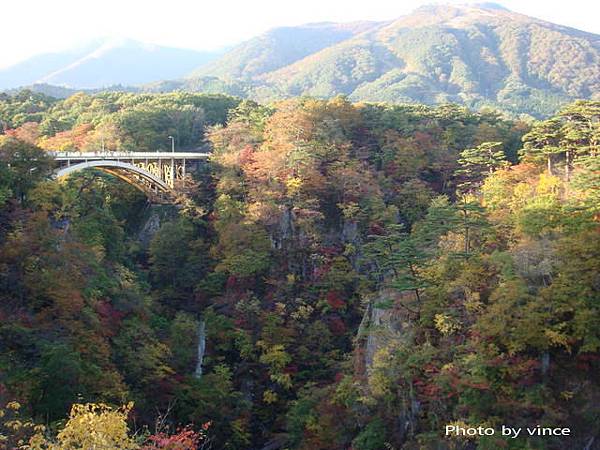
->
xmin=501 ymin=425 xmax=521 ymax=438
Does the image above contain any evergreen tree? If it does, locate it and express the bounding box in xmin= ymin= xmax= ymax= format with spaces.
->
xmin=456 ymin=141 xmax=507 ymax=193
xmin=363 ymin=224 xmax=428 ymax=315
xmin=521 ymin=118 xmax=563 ymax=175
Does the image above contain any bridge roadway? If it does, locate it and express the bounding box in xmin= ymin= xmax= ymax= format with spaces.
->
xmin=50 ymin=151 xmax=210 ymax=161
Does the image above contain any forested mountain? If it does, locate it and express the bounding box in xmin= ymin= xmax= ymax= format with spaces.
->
xmin=1 ymin=88 xmax=599 ymax=448
xmin=182 ymin=3 xmax=600 ymax=117
xmin=188 ymin=21 xmax=382 ymax=80
xmin=0 ymin=38 xmax=222 ymax=90
xmin=3 ymin=4 xmax=599 ymax=118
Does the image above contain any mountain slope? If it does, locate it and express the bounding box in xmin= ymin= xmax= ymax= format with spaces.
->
xmin=188 ymin=21 xmax=383 ymax=80
xmin=3 ymin=4 xmax=599 ymax=117
xmin=0 ymin=43 xmax=99 ymax=89
xmin=0 ymin=39 xmax=222 ymax=89
xmin=187 ymin=3 xmax=600 ymax=116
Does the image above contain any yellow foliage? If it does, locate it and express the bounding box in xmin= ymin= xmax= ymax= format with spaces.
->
xmin=290 ymin=302 xmax=314 ymax=320
xmin=0 ymin=400 xmax=43 ymax=449
xmin=544 ymin=328 xmax=571 ymax=352
xmin=561 ymin=390 xmax=574 ymax=400
xmin=29 ymin=403 xmax=138 ymax=450
xmin=463 ymin=289 xmax=483 ymax=314
xmin=284 ymin=176 xmax=303 ymax=195
xmin=258 ymin=344 xmax=293 ymax=389
xmin=369 ymin=347 xmax=396 ymax=398
xmin=263 ymin=390 xmax=278 ymax=404
xmin=536 ymin=173 xmax=561 ymax=196
xmin=434 ymin=314 xmax=461 ymax=336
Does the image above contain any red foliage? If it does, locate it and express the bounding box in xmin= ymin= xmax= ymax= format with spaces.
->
xmin=95 ymin=300 xmax=125 ymax=337
xmin=414 ymin=378 xmax=442 ymax=399
xmin=413 ymin=131 xmax=434 ymax=149
xmin=320 ymin=246 xmax=341 ymax=256
xmin=384 ymin=160 xmax=399 ymax=177
xmin=328 ymin=315 xmax=346 ymax=335
xmin=312 ymin=265 xmax=330 ymax=280
xmin=284 ymin=364 xmax=299 ymax=375
xmin=326 ymin=291 xmax=345 ymax=310
xmin=422 ymin=363 xmax=440 ymax=376
xmin=576 ymin=353 xmax=600 ymax=371
xmin=368 ymin=223 xmax=385 ymax=235
xmin=141 ymin=424 xmax=208 ymax=450
xmin=225 ymin=275 xmax=239 ymax=290
xmin=5 ymin=122 xmax=41 ymax=145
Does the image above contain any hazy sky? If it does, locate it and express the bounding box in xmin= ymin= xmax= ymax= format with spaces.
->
xmin=2 ymin=0 xmax=599 ymax=68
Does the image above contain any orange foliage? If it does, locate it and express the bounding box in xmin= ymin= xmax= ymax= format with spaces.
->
xmin=39 ymin=123 xmax=94 ymax=151
xmin=5 ymin=122 xmax=41 ymax=145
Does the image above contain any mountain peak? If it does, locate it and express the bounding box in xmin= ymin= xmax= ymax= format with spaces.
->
xmin=3 ymin=3 xmax=599 ymax=118
xmin=188 ymin=2 xmax=599 ymax=117
xmin=414 ymin=2 xmax=511 ymax=15
xmin=472 ymin=2 xmax=509 ymax=10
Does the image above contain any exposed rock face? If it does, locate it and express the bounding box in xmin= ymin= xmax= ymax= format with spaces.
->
xmin=342 ymin=219 xmax=358 ymax=244
xmin=194 ymin=319 xmax=206 ymax=379
xmin=138 ymin=205 xmax=180 ymax=246
xmin=357 ymin=289 xmax=415 ymax=375
xmin=355 ymin=289 xmax=420 ymax=443
xmin=138 ymin=210 xmax=161 ymax=247
xmin=512 ymin=236 xmax=555 ymax=286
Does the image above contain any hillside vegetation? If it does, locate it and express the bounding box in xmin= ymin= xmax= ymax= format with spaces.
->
xmin=177 ymin=4 xmax=600 ymax=117
xmin=0 ymin=90 xmax=599 ymax=448
xmin=5 ymin=4 xmax=598 ymax=118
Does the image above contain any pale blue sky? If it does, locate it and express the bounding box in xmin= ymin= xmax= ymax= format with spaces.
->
xmin=2 ymin=0 xmax=599 ymax=68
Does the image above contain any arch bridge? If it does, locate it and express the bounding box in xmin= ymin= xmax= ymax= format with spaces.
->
xmin=51 ymin=151 xmax=209 ymax=202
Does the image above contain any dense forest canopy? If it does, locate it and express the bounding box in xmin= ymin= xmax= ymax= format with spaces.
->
xmin=0 ymin=90 xmax=599 ymax=449
xmin=0 ymin=91 xmax=239 ymax=152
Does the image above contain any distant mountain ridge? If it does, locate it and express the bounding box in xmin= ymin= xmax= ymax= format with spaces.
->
xmin=178 ymin=3 xmax=599 ymax=116
xmin=3 ymin=4 xmax=599 ymax=117
xmin=188 ymin=21 xmax=384 ymax=80
xmin=0 ymin=38 xmax=222 ymax=89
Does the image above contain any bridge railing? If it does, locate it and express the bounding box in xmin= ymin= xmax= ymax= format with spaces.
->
xmin=49 ymin=151 xmax=210 ymax=160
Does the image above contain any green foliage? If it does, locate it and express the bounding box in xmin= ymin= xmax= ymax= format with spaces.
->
xmin=0 ymin=137 xmax=53 ymax=205
xmin=0 ymin=90 xmax=57 ymax=128
xmin=169 ymin=312 xmax=199 ymax=373
xmin=351 ymin=418 xmax=387 ymax=450
xmin=456 ymin=141 xmax=507 ymax=193
xmin=1 ymin=94 xmax=599 ymax=450
xmin=149 ymin=217 xmax=209 ymax=304
xmin=180 ymin=5 xmax=600 ymax=117
xmin=1 ymin=91 xmax=240 ymax=153
xmin=363 ymin=224 xmax=428 ymax=312
xmin=32 ymin=344 xmax=86 ymax=420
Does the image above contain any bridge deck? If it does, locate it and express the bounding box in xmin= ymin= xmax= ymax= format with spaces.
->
xmin=50 ymin=151 xmax=210 ymax=160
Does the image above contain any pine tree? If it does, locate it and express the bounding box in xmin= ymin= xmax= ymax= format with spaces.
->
xmin=363 ymin=224 xmax=428 ymax=315
xmin=520 ymin=118 xmax=563 ymax=175
xmin=456 ymin=141 xmax=507 ymax=193
xmin=455 ymin=195 xmax=489 ymax=256
xmin=558 ymin=101 xmax=600 ymax=180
